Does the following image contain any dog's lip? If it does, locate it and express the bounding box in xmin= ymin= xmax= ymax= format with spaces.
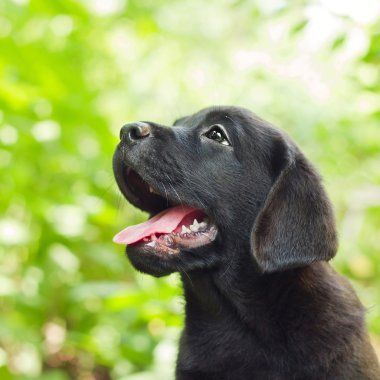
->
xmin=129 ymin=222 xmax=218 ymax=255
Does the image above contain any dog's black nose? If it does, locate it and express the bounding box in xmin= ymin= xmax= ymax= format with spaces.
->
xmin=120 ymin=122 xmax=151 ymax=143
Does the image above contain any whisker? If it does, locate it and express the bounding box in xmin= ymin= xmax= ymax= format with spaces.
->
xmin=152 ymin=168 xmax=171 ymax=207
xmin=220 ymin=244 xmax=235 ymax=279
xmin=161 ymin=181 xmax=170 ymax=207
xmin=178 ymin=261 xmax=194 ymax=288
xmin=163 ymin=172 xmax=185 ymax=207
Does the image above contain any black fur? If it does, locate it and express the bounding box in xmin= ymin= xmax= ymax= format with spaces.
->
xmin=113 ymin=106 xmax=380 ymax=379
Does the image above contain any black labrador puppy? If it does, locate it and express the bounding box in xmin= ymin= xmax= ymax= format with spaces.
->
xmin=113 ymin=106 xmax=380 ymax=380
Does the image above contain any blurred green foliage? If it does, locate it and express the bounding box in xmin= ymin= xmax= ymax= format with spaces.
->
xmin=1 ymin=0 xmax=380 ymax=378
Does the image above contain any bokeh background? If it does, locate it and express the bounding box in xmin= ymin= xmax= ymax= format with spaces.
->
xmin=1 ymin=0 xmax=380 ymax=378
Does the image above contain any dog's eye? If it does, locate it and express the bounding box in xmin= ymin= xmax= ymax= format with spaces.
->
xmin=204 ymin=125 xmax=231 ymax=146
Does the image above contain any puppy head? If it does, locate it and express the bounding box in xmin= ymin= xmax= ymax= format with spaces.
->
xmin=113 ymin=106 xmax=337 ymax=276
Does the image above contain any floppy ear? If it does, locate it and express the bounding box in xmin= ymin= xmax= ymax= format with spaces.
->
xmin=251 ymin=136 xmax=337 ymax=273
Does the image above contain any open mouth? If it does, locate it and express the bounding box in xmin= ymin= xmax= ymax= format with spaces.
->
xmin=113 ymin=168 xmax=218 ymax=254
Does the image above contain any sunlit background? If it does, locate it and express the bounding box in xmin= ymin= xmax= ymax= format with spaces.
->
xmin=1 ymin=0 xmax=380 ymax=378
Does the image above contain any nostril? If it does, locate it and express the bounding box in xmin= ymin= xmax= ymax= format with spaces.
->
xmin=120 ymin=122 xmax=151 ymax=143
xmin=129 ymin=127 xmax=139 ymax=141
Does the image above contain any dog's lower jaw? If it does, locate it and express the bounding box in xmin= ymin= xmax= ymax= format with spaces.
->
xmin=125 ymin=233 xmax=224 ymax=277
xmin=176 ymin=261 xmax=380 ymax=380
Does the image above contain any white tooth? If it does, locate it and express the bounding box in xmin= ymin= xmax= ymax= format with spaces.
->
xmin=149 ymin=186 xmax=154 ymax=193
xmin=190 ymin=223 xmax=199 ymax=232
xmin=151 ymin=234 xmax=157 ymax=241
xmin=199 ymin=222 xmax=207 ymax=228
xmin=193 ymin=219 xmax=199 ymax=227
xmin=181 ymin=225 xmax=191 ymax=234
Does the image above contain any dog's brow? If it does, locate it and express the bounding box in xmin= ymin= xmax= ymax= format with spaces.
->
xmin=173 ymin=117 xmax=187 ymax=126
xmin=223 ymin=114 xmax=238 ymax=127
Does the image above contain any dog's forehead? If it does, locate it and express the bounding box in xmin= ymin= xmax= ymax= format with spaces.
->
xmin=173 ymin=106 xmax=252 ymax=131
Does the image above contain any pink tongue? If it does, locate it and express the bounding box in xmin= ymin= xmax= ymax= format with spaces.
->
xmin=113 ymin=205 xmax=200 ymax=245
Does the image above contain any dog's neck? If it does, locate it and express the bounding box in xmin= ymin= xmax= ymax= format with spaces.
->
xmin=180 ymin=259 xmax=364 ymax=348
